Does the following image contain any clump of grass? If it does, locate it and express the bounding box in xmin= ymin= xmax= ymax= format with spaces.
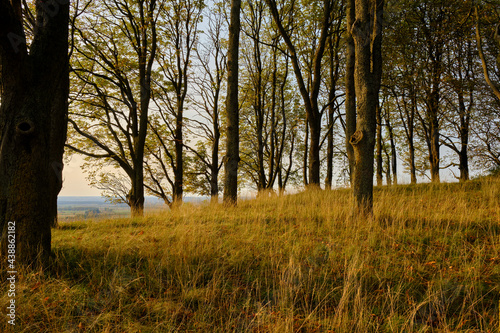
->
xmin=1 ymin=178 xmax=499 ymax=332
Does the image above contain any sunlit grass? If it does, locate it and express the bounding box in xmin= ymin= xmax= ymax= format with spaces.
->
xmin=2 ymin=177 xmax=500 ymax=332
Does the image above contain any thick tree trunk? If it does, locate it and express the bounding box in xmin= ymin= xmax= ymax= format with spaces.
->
xmin=0 ymin=0 xmax=70 ymax=266
xmin=223 ymin=0 xmax=241 ymax=205
xmin=350 ymin=0 xmax=383 ymax=215
xmin=345 ymin=0 xmax=357 ymax=185
xmin=129 ymin=172 xmax=145 ymax=217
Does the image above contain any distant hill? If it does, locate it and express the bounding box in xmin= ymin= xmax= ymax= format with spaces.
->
xmin=57 ymin=196 xmax=208 ymax=221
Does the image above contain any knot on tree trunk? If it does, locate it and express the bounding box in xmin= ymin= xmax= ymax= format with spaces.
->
xmin=349 ymin=129 xmax=364 ymax=146
xmin=16 ymin=120 xmax=35 ymax=137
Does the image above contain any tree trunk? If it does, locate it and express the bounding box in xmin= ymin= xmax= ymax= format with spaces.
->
xmin=308 ymin=111 xmax=321 ymax=186
xmin=390 ymin=131 xmax=397 ymax=185
xmin=210 ymin=110 xmax=220 ymax=203
xmin=409 ymin=140 xmax=417 ymax=184
xmin=223 ymin=0 xmax=242 ymax=205
xmin=458 ymin=92 xmax=470 ymax=182
xmin=376 ymin=103 xmax=383 ymax=186
xmin=350 ymin=0 xmax=383 ymax=215
xmin=129 ymin=171 xmax=145 ymax=217
xmin=303 ymin=119 xmax=309 ymax=186
xmin=429 ymin=111 xmax=440 ymax=183
xmin=409 ymin=93 xmax=417 ymax=184
xmin=0 ymin=0 xmax=70 ymax=266
xmin=345 ymin=0 xmax=357 ymax=185
xmin=385 ymin=110 xmax=397 ymax=185
xmin=459 ymin=139 xmax=469 ymax=182
xmin=326 ymin=31 xmax=340 ymax=190
xmin=174 ymin=105 xmax=183 ymax=205
xmin=326 ymin=102 xmax=334 ymax=189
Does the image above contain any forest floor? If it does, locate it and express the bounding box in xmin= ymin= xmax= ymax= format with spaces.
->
xmin=2 ymin=176 xmax=500 ymax=332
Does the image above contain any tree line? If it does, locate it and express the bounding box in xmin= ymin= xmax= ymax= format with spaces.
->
xmin=1 ymin=0 xmax=500 ymax=266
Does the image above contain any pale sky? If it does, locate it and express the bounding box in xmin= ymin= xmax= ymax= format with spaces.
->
xmin=59 ymin=149 xmax=462 ymax=197
xmin=60 ymin=155 xmax=101 ymax=196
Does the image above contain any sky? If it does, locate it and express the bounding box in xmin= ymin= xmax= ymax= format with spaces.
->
xmin=60 ymin=155 xmax=101 ymax=196
xmin=60 ymin=151 xmax=463 ymax=197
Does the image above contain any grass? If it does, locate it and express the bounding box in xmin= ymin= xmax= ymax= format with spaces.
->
xmin=2 ymin=177 xmax=500 ymax=332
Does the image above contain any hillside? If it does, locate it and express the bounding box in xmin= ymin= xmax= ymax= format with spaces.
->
xmin=2 ymin=178 xmax=500 ymax=332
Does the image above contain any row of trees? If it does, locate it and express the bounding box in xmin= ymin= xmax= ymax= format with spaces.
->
xmin=1 ymin=0 xmax=500 ymax=265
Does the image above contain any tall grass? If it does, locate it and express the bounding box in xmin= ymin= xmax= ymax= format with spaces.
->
xmin=2 ymin=177 xmax=499 ymax=332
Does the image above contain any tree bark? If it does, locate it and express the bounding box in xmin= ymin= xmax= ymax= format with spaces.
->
xmin=345 ymin=0 xmax=357 ymax=185
xmin=386 ymin=111 xmax=397 ymax=185
xmin=210 ymin=106 xmax=220 ymax=203
xmin=0 ymin=0 xmax=70 ymax=266
xmin=174 ymin=101 xmax=184 ymax=206
xmin=376 ymin=102 xmax=383 ymax=186
xmin=350 ymin=0 xmax=384 ymax=215
xmin=223 ymin=0 xmax=242 ymax=205
xmin=409 ymin=89 xmax=417 ymax=184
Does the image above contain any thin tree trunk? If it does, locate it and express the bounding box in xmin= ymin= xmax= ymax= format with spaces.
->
xmin=210 ymin=105 xmax=220 ymax=203
xmin=376 ymin=103 xmax=383 ymax=186
xmin=458 ymin=90 xmax=470 ymax=182
xmin=174 ymin=106 xmax=183 ymax=205
xmin=326 ymin=30 xmax=341 ymax=189
xmin=385 ymin=109 xmax=397 ymax=185
xmin=409 ymin=91 xmax=417 ymax=184
xmin=303 ymin=118 xmax=309 ymax=186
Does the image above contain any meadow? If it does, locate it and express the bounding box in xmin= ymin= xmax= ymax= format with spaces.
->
xmin=2 ymin=177 xmax=500 ymax=332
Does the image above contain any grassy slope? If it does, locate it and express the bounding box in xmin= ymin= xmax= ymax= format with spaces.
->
xmin=2 ymin=178 xmax=500 ymax=332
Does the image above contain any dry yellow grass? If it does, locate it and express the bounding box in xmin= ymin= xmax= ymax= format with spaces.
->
xmin=1 ymin=177 xmax=500 ymax=332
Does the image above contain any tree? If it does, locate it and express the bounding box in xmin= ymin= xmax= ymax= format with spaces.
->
xmin=223 ymin=0 xmax=242 ymax=204
xmin=349 ymin=0 xmax=384 ymax=214
xmin=239 ymin=0 xmax=272 ymax=192
xmin=0 ymin=0 xmax=70 ymax=265
xmin=145 ymin=0 xmax=203 ymax=206
xmin=325 ymin=4 xmax=345 ymax=190
xmin=475 ymin=6 xmax=500 ymax=101
xmin=441 ymin=18 xmax=477 ymax=182
xmin=345 ymin=0 xmax=357 ymax=185
xmin=188 ymin=7 xmax=227 ymax=203
xmin=265 ymin=0 xmax=335 ymax=187
xmin=67 ymin=0 xmax=158 ymax=217
xmin=383 ymin=1 xmax=421 ymax=184
xmin=472 ymin=3 xmax=500 ymax=173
